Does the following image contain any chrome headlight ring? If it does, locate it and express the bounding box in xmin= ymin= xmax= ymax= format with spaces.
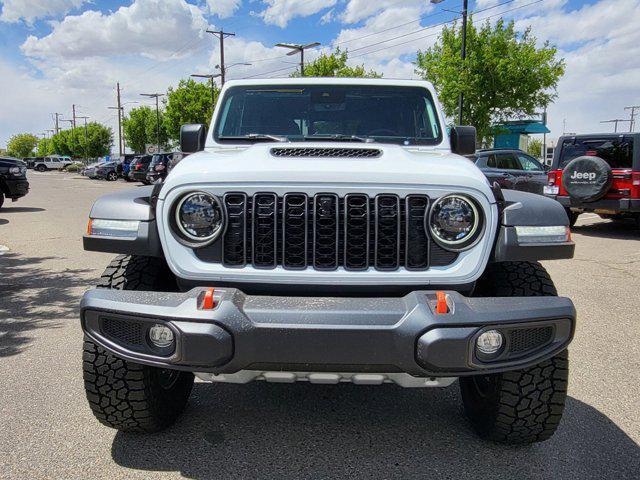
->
xmin=426 ymin=193 xmax=484 ymax=252
xmin=172 ymin=191 xmax=225 ymax=248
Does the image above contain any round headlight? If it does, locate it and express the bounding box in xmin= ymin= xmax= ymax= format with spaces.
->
xmin=174 ymin=192 xmax=224 ymax=245
xmin=428 ymin=194 xmax=482 ymax=251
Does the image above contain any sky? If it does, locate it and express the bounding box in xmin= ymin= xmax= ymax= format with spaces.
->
xmin=1 ymin=0 xmax=639 ymax=151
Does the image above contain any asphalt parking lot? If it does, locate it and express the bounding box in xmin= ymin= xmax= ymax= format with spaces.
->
xmin=0 ymin=172 xmax=638 ymax=479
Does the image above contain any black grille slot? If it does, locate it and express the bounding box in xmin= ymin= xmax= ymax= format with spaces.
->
xmin=223 ymin=193 xmax=247 ymax=267
xmin=344 ymin=194 xmax=370 ymax=270
xmin=313 ymin=194 xmax=339 ymax=270
xmin=283 ymin=193 xmax=308 ymax=269
xmin=405 ymin=195 xmax=429 ymax=270
xmin=374 ymin=195 xmax=401 ymax=270
xmin=252 ymin=193 xmax=277 ymax=268
xmin=509 ymin=327 xmax=554 ymax=354
xmin=217 ymin=192 xmax=461 ymax=271
xmin=271 ymin=147 xmax=381 ymax=158
xmin=102 ymin=318 xmax=142 ymax=346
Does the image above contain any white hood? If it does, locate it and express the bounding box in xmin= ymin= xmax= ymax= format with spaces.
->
xmin=160 ymin=143 xmax=494 ymax=201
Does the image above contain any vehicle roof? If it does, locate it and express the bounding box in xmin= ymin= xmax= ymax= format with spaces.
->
xmin=558 ymin=132 xmax=640 ymax=140
xmin=223 ymin=77 xmax=437 ymax=91
xmin=0 ymin=156 xmax=25 ymax=165
xmin=475 ymin=148 xmax=526 ymax=154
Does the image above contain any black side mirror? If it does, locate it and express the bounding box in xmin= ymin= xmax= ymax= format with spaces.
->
xmin=450 ymin=126 xmax=477 ymax=155
xmin=180 ymin=124 xmax=206 ymax=153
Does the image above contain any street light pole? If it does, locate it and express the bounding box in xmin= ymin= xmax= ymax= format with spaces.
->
xmin=141 ymin=93 xmax=164 ymax=154
xmin=275 ymin=42 xmax=321 ymax=76
xmin=191 ymin=73 xmax=222 ymax=107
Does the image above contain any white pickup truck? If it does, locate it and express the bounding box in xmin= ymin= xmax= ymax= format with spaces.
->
xmin=33 ymin=155 xmax=73 ymax=171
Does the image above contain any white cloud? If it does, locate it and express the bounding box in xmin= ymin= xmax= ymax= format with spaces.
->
xmin=207 ymin=0 xmax=242 ymax=18
xmin=259 ymin=0 xmax=337 ymax=28
xmin=340 ymin=0 xmax=427 ymax=25
xmin=21 ymin=0 xmax=208 ymax=61
xmin=0 ymin=0 xmax=87 ymax=24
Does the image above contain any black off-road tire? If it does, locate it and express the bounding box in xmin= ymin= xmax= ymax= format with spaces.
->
xmin=83 ymin=255 xmax=194 ymax=433
xmin=35 ymin=164 xmax=47 ymax=172
xmin=460 ymin=261 xmax=569 ymax=444
xmin=566 ymin=209 xmax=579 ymax=228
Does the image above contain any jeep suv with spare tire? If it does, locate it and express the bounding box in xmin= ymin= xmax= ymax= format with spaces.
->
xmin=80 ymin=78 xmax=576 ymax=444
xmin=0 ymin=156 xmax=29 ymax=209
xmin=544 ymin=133 xmax=640 ymax=227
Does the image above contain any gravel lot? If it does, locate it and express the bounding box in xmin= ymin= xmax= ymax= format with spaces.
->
xmin=0 ymin=172 xmax=638 ymax=479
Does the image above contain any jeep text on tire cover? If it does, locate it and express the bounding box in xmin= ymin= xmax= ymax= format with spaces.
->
xmin=80 ymin=78 xmax=577 ymax=445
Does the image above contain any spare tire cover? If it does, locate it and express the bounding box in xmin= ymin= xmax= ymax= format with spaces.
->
xmin=562 ymin=156 xmax=613 ymax=202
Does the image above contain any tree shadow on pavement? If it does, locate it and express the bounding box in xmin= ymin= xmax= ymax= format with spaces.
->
xmin=573 ymin=220 xmax=640 ymax=240
xmin=0 ymin=252 xmax=93 ymax=357
xmin=111 ymin=382 xmax=639 ymax=480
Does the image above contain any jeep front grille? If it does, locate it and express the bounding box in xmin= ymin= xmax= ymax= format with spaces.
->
xmin=214 ymin=193 xmax=458 ymax=271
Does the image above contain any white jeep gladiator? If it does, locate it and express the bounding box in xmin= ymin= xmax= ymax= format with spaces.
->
xmin=81 ymin=78 xmax=576 ymax=444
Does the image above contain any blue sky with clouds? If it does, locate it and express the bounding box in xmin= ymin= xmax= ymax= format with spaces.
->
xmin=1 ymin=0 xmax=638 ymax=150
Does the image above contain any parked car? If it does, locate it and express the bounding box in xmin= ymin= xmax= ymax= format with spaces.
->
xmin=81 ymin=161 xmax=106 ymax=178
xmin=146 ymin=152 xmax=184 ymax=184
xmin=0 ymin=157 xmax=29 ymax=209
xmin=467 ymin=148 xmax=548 ymax=195
xmin=33 ymin=155 xmax=74 ymax=172
xmin=128 ymin=155 xmax=153 ymax=184
xmin=94 ymin=161 xmax=121 ymax=181
xmin=544 ymin=133 xmax=640 ymax=227
xmin=82 ymin=78 xmax=577 ymax=445
xmin=23 ymin=157 xmax=43 ymax=169
xmin=117 ymin=154 xmax=137 ymax=180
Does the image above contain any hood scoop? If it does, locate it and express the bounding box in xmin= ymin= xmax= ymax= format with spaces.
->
xmin=270 ymin=147 xmax=382 ymax=158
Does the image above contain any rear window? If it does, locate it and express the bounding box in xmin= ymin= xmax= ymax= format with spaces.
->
xmin=558 ymin=137 xmax=634 ymax=169
xmin=487 ymin=153 xmax=519 ymax=170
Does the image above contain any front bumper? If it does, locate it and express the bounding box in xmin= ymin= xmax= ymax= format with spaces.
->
xmin=3 ymin=177 xmax=29 ymax=199
xmin=548 ymin=195 xmax=640 ymax=213
xmin=81 ymin=288 xmax=576 ymax=378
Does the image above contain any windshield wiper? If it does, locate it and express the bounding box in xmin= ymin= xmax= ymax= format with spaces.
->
xmin=219 ymin=134 xmax=290 ymax=143
xmin=304 ymin=134 xmax=375 ymax=143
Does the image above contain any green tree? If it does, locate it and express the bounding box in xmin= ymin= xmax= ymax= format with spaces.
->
xmin=49 ymin=123 xmax=112 ymax=159
xmin=164 ymin=78 xmax=218 ymax=142
xmin=123 ymin=106 xmax=169 ymax=153
xmin=294 ymin=48 xmax=382 ymax=78
xmin=37 ymin=137 xmax=54 ymax=156
xmin=527 ymin=138 xmax=543 ymax=159
xmin=415 ymin=18 xmax=565 ymax=145
xmin=6 ymin=133 xmax=39 ymax=158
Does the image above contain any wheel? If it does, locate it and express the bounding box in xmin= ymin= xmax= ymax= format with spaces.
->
xmin=460 ymin=262 xmax=569 ymax=444
xmin=142 ymin=179 xmax=151 ymax=185
xmin=0 ymin=191 xmax=4 ymax=210
xmin=83 ymin=255 xmax=193 ymax=433
xmin=35 ymin=164 xmax=47 ymax=172
xmin=106 ymin=171 xmax=118 ymax=181
xmin=566 ymin=209 xmax=579 ymax=227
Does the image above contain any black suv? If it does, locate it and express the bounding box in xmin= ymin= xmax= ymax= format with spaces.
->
xmin=146 ymin=152 xmax=184 ymax=184
xmin=545 ymin=133 xmax=640 ymax=227
xmin=128 ymin=155 xmax=153 ymax=184
xmin=0 ymin=157 xmax=29 ymax=209
xmin=467 ymin=148 xmax=548 ymax=194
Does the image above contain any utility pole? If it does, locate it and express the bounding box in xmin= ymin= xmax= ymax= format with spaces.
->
xmin=624 ymin=105 xmax=640 ymax=132
xmin=275 ymin=42 xmax=321 ymax=76
xmin=431 ymin=0 xmax=467 ymax=125
xmin=207 ymin=30 xmax=235 ymax=85
xmin=52 ymin=113 xmax=62 ymax=134
xmin=72 ymin=104 xmax=77 ymax=128
xmin=600 ymin=119 xmax=631 ymax=133
xmin=77 ymin=116 xmax=90 ymax=161
xmin=113 ymin=82 xmax=123 ymax=158
xmin=141 ymin=93 xmax=164 ymax=154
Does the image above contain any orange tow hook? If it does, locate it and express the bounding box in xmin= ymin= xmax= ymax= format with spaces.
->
xmin=199 ymin=288 xmax=216 ymax=310
xmin=435 ymin=291 xmax=449 ymax=314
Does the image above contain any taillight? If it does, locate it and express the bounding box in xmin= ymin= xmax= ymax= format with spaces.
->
xmin=547 ymin=172 xmax=556 ymax=185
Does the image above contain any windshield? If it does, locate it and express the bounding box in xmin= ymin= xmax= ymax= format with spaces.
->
xmin=214 ymin=85 xmax=442 ymax=146
xmin=558 ymin=137 xmax=634 ymax=169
